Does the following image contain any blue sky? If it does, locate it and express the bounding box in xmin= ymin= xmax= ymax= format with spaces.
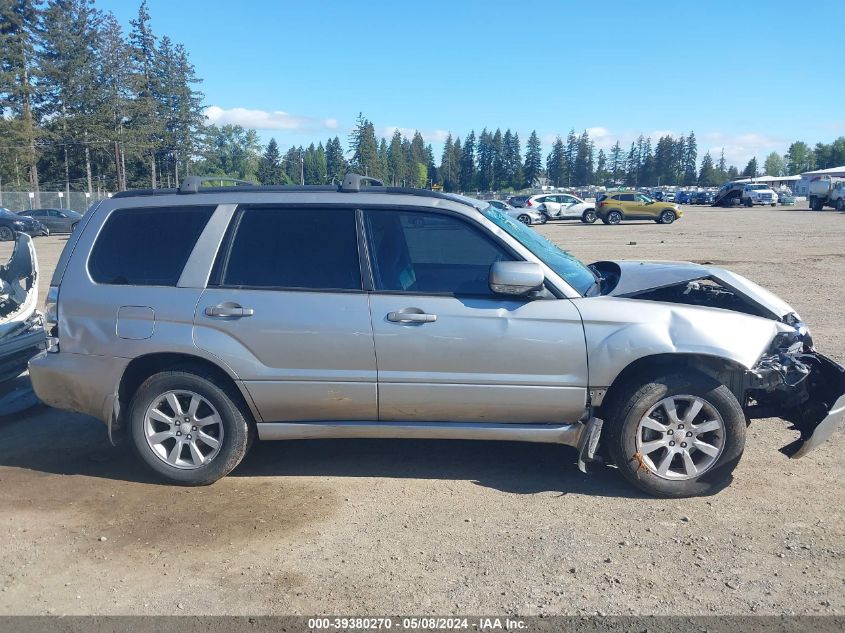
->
xmin=99 ymin=0 xmax=845 ymax=167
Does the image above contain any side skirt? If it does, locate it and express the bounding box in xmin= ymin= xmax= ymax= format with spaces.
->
xmin=257 ymin=420 xmax=587 ymax=447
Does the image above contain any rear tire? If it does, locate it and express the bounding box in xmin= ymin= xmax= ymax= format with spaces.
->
xmin=0 ymin=226 xmax=13 ymax=241
xmin=606 ymin=210 xmax=622 ymax=225
xmin=71 ymin=222 xmax=79 ymax=232
xmin=128 ymin=370 xmax=252 ymax=485
xmin=603 ymin=371 xmax=746 ymax=497
xmin=836 ymin=198 xmax=845 ymax=212
xmin=581 ymin=209 xmax=597 ymax=224
xmin=743 ymin=198 xmax=752 ymax=208
xmin=517 ymin=214 xmax=532 ymax=225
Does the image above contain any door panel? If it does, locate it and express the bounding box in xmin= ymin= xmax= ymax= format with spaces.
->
xmin=194 ymin=289 xmax=377 ymax=421
xmin=370 ymin=294 xmax=588 ymax=423
xmin=193 ymin=206 xmax=377 ymax=422
xmin=363 ymin=207 xmax=588 ymax=424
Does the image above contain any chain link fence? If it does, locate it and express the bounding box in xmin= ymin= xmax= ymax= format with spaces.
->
xmin=0 ymin=190 xmax=112 ymax=213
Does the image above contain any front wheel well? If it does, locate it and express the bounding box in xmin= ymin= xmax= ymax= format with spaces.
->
xmin=597 ymin=353 xmax=747 ymax=419
xmin=117 ymin=353 xmax=254 ymax=430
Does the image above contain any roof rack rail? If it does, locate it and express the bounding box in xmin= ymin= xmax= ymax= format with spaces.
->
xmin=179 ymin=175 xmax=257 ymax=194
xmin=339 ymin=173 xmax=384 ymax=192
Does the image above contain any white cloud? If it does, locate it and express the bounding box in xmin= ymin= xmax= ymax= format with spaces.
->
xmin=700 ymin=131 xmax=785 ymax=167
xmin=204 ymin=105 xmax=339 ymax=132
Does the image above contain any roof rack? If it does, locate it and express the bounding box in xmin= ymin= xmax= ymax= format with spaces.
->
xmin=339 ymin=173 xmax=385 ymax=192
xmin=179 ymin=175 xmax=257 ymax=194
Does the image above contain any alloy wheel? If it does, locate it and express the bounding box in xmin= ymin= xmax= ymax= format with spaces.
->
xmin=144 ymin=390 xmax=224 ymax=469
xmin=635 ymin=395 xmax=725 ymax=480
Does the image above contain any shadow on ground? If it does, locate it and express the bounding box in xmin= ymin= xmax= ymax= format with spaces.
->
xmin=0 ymin=395 xmax=643 ymax=499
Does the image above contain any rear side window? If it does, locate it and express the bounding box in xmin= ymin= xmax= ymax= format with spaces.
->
xmin=220 ymin=207 xmax=361 ymax=290
xmin=89 ymin=206 xmax=214 ymax=286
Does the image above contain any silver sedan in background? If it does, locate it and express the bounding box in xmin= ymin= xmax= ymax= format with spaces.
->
xmin=483 ymin=199 xmax=547 ymax=226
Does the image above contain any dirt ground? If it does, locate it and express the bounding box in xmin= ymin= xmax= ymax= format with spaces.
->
xmin=0 ymin=205 xmax=843 ymax=616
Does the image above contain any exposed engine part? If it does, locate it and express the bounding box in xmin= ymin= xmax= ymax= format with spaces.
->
xmin=626 ymin=278 xmax=770 ymax=319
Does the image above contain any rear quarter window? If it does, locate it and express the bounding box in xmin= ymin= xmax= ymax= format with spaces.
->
xmin=88 ymin=206 xmax=214 ymax=286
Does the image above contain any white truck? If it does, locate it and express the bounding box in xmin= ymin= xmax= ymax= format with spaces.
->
xmin=808 ymin=176 xmax=845 ymax=211
xmin=740 ymin=183 xmax=778 ymax=207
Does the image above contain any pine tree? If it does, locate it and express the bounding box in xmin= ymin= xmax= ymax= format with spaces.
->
xmin=348 ymin=113 xmax=378 ymax=177
xmin=387 ymin=130 xmax=406 ymax=186
xmin=96 ymin=12 xmax=131 ymax=190
xmin=595 ymin=149 xmax=608 ymax=185
xmin=523 ymin=131 xmax=542 ymax=188
xmin=0 ymin=0 xmax=42 ymax=193
xmin=742 ymin=156 xmax=758 ymax=178
xmin=257 ymin=138 xmax=282 ymax=184
xmin=573 ymin=130 xmax=593 ymax=186
xmin=127 ymin=0 xmax=163 ymax=187
xmin=491 ymin=128 xmax=504 ymax=190
xmin=698 ymin=151 xmax=717 ymax=186
xmin=609 ymin=141 xmax=623 ymax=184
xmin=459 ymin=130 xmax=475 ymax=191
xmin=476 ymin=128 xmax=493 ymax=190
xmin=683 ymin=131 xmax=698 ymax=185
xmin=325 ymin=136 xmax=346 ymax=183
xmin=439 ymin=133 xmax=456 ymax=191
xmin=546 ymin=137 xmax=565 ymax=187
xmin=563 ymin=129 xmax=577 ymax=187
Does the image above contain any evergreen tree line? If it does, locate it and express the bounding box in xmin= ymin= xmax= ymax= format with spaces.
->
xmin=1 ymin=0 xmax=205 ymax=193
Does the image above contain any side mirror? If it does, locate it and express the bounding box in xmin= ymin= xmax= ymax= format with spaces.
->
xmin=489 ymin=261 xmax=545 ymax=296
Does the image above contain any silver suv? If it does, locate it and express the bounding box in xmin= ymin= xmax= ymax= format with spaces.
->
xmin=29 ymin=175 xmax=845 ymax=497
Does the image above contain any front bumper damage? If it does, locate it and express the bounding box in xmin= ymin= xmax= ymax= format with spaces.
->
xmin=745 ymin=346 xmax=845 ymax=459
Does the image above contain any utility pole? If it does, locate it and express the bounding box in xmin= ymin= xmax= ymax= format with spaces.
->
xmin=300 ymin=149 xmax=304 ymax=185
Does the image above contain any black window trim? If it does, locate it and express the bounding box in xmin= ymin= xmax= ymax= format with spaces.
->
xmin=209 ymin=203 xmax=366 ymax=294
xmin=87 ymin=204 xmax=216 ymax=288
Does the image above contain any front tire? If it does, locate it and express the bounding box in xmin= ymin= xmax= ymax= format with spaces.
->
xmin=659 ymin=209 xmax=676 ymax=224
xmin=517 ymin=214 xmax=532 ymax=225
xmin=581 ymin=209 xmax=597 ymax=224
xmin=0 ymin=226 xmax=13 ymax=241
xmin=603 ymin=371 xmax=745 ymax=497
xmin=128 ymin=370 xmax=252 ymax=485
xmin=836 ymin=198 xmax=845 ymax=212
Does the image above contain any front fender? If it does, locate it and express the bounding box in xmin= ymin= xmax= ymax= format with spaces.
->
xmin=577 ymin=296 xmax=786 ymax=387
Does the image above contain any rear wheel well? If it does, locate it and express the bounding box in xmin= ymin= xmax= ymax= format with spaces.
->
xmin=598 ymin=353 xmax=747 ymax=419
xmin=117 ymin=353 xmax=254 ymax=430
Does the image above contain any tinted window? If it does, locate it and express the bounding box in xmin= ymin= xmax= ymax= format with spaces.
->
xmin=366 ymin=210 xmax=510 ymax=295
xmin=221 ymin=207 xmax=361 ymax=290
xmin=619 ymin=194 xmax=636 ymax=202
xmin=89 ymin=206 xmax=213 ymax=286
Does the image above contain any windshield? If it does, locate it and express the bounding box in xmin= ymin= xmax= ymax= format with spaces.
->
xmin=482 ymin=207 xmax=596 ymax=295
xmin=746 ymin=184 xmax=769 ymax=190
xmin=0 ymin=208 xmax=18 ymax=218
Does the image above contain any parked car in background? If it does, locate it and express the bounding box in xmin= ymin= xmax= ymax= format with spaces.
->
xmin=484 ymin=199 xmax=546 ymax=225
xmin=507 ymin=195 xmax=530 ymax=208
xmin=596 ymin=192 xmax=682 ymax=224
xmin=691 ymin=191 xmax=714 ymax=205
xmin=0 ymin=208 xmax=47 ymax=241
xmin=525 ymin=193 xmax=597 ymax=223
xmin=776 ymin=190 xmax=796 ymax=206
xmin=675 ymin=191 xmax=692 ymax=204
xmin=17 ymin=208 xmax=82 ymax=234
xmin=663 ymin=192 xmax=676 ymax=202
xmin=29 ymin=173 xmax=845 ymax=497
xmin=652 ymin=191 xmax=666 ymax=201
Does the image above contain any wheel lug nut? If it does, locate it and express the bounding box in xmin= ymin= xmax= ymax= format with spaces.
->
xmin=192 ymin=426 xmax=197 ymax=431
xmin=669 ymin=441 xmax=675 ymax=447
xmin=678 ymin=424 xmax=684 ymax=430
xmin=176 ymin=431 xmax=181 ymax=436
xmin=187 ymin=434 xmax=192 ymax=440
xmin=667 ymin=429 xmax=674 ymax=435
xmin=680 ymin=442 xmax=687 ymax=448
xmin=686 ymin=431 xmax=693 ymax=437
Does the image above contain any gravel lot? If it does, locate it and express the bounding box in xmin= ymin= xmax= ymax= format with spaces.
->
xmin=0 ymin=205 xmax=843 ymax=616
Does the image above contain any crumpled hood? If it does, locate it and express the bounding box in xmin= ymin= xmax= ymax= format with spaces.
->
xmin=598 ymin=260 xmax=796 ymax=321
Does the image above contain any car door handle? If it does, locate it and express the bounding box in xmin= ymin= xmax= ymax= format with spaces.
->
xmin=387 ymin=311 xmax=437 ymax=324
xmin=205 ymin=305 xmax=254 ymax=318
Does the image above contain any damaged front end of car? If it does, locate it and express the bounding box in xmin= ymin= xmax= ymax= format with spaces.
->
xmin=0 ymin=233 xmax=46 ymax=385
xmin=592 ymin=259 xmax=845 ymax=458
